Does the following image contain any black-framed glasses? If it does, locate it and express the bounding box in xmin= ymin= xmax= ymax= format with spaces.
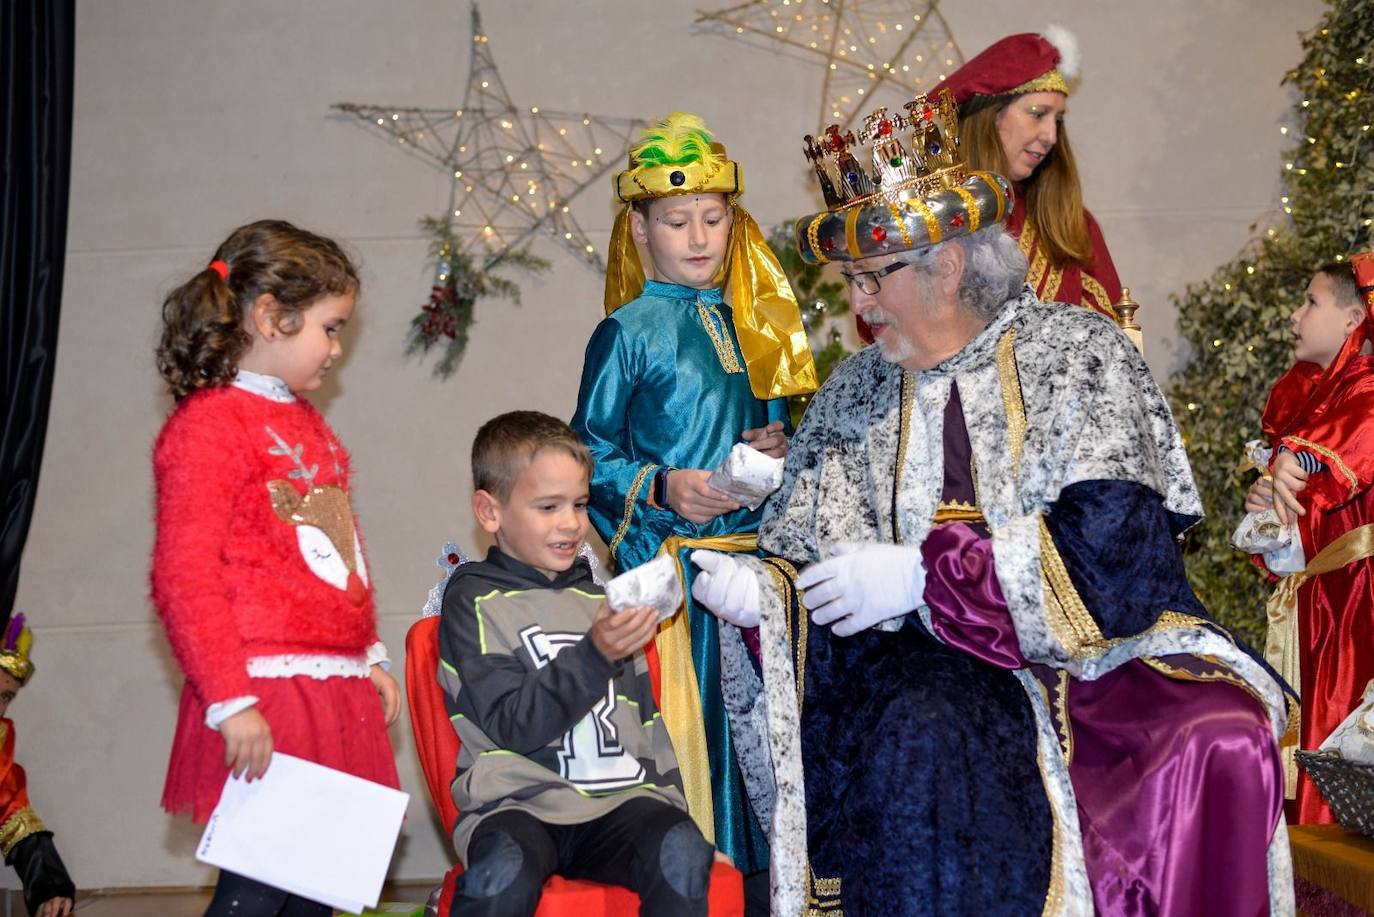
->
xmin=839 ymin=260 xmax=911 ymax=295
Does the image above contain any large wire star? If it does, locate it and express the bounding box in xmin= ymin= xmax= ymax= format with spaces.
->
xmin=696 ymin=0 xmax=963 ymax=132
xmin=334 ymin=5 xmax=645 ymax=270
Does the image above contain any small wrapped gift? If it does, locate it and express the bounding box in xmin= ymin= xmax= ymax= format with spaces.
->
xmin=606 ymin=554 xmax=683 ymax=622
xmin=1231 ymin=440 xmax=1305 ymax=574
xmin=707 ymin=443 xmax=785 ymax=510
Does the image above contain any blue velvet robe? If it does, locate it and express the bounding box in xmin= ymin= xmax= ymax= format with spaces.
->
xmin=571 ymin=279 xmax=789 ymax=874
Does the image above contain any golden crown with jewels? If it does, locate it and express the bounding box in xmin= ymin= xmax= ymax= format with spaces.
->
xmin=795 ymin=88 xmax=1010 ymax=264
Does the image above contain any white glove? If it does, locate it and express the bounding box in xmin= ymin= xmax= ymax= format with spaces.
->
xmin=690 ymin=550 xmax=762 ymax=628
xmin=796 ymin=542 xmax=926 ymax=637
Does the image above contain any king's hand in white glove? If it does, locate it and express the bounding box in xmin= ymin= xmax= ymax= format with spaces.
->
xmin=796 ymin=542 xmax=926 ymax=637
xmin=690 ymin=550 xmax=762 ymax=628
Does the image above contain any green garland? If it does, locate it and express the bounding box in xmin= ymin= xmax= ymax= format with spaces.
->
xmin=1168 ymin=0 xmax=1374 ymax=646
xmin=407 ymin=216 xmax=550 ymax=379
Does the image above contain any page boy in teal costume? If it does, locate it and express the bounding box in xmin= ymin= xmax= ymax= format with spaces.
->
xmin=571 ymin=113 xmax=816 ymax=889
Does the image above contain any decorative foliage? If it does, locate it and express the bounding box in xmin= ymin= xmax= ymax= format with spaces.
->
xmin=1168 ymin=0 xmax=1374 ymax=645
xmin=333 ymin=6 xmax=645 ymax=270
xmin=766 ymin=223 xmax=852 ymax=424
xmin=407 ymin=216 xmax=548 ymax=379
xmin=696 ymin=0 xmax=963 ymax=131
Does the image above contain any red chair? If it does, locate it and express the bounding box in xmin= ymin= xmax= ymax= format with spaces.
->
xmin=404 ymin=615 xmax=745 ymax=916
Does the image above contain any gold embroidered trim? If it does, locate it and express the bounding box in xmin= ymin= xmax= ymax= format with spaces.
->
xmin=906 ymin=197 xmax=942 ymax=245
xmin=807 ymin=864 xmax=843 ymax=915
xmin=696 ymin=302 xmax=745 ymax=375
xmin=764 ymin=557 xmax=807 ymax=713
xmin=973 ymin=170 xmax=1008 ymax=222
xmin=608 ymin=463 xmax=657 ymax=562
xmin=1041 ymin=264 xmax=1064 ymax=302
xmin=1011 ymin=69 xmax=1070 ymax=97
xmin=1139 ymin=654 xmax=1271 ymax=711
xmin=844 ymin=206 xmax=862 ymax=259
xmin=0 ymin=807 xmax=44 ymax=857
xmin=952 ymin=185 xmax=982 ymax=233
xmin=1053 ymin=668 xmax=1073 ymax=764
xmin=933 ymin=500 xmax=985 ymax=525
xmin=1081 ymin=272 xmax=1111 ymax=313
xmin=996 ymin=328 xmax=1026 ymax=470
xmin=807 ymin=213 xmax=830 ymax=264
xmin=888 ymin=201 xmax=913 ymax=249
xmin=1039 ymin=519 xmax=1108 ymax=653
xmin=1028 ymin=677 xmax=1067 ymax=917
xmin=894 ymin=371 xmax=915 ymax=538
xmin=1286 ymin=436 xmax=1359 ymax=501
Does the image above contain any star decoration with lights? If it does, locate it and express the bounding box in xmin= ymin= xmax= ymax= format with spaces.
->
xmin=334 ymin=5 xmax=646 ymax=270
xmin=696 ymin=0 xmax=964 ymax=132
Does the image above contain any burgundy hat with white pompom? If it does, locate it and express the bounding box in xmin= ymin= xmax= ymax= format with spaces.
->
xmin=931 ymin=26 xmax=1081 ymax=107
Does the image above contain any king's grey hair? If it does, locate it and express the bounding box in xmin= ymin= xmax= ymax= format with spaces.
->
xmin=899 ymin=225 xmax=1028 ymax=321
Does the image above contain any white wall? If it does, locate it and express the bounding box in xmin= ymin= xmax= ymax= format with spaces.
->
xmin=14 ymin=0 xmax=1319 ymax=889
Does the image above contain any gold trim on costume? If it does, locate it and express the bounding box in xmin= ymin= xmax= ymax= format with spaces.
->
xmin=1027 ymin=677 xmax=1068 ymax=917
xmin=894 ymin=371 xmax=915 ymax=530
xmin=1052 ymin=669 xmax=1074 ymax=764
xmin=1039 ymin=519 xmax=1108 ymax=652
xmin=696 ymin=302 xmax=745 ymax=375
xmin=1081 ymin=272 xmax=1111 ymax=313
xmin=0 ymin=807 xmax=44 ymax=858
xmin=655 ymin=532 xmax=759 ymax=844
xmin=905 ymin=197 xmax=942 ymax=245
xmin=763 ymin=557 xmax=807 ymax=712
xmin=1010 ymin=69 xmax=1071 ymax=97
xmin=973 ymin=170 xmax=1008 ymax=222
xmin=807 ymin=864 xmax=844 ymax=915
xmin=1286 ymin=437 xmax=1359 ymax=501
xmin=952 ymin=185 xmax=982 ymax=233
xmin=807 ymin=214 xmax=830 ymax=264
xmin=888 ymin=201 xmax=913 ymax=249
xmin=933 ymin=500 xmax=985 ymax=526
xmin=996 ymin=329 xmax=1026 ymax=470
xmin=844 ymin=206 xmax=862 ymax=259
xmin=608 ymin=464 xmax=657 ymax=562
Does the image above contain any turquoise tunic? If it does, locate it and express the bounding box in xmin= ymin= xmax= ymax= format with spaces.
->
xmin=571 ymin=279 xmax=787 ymax=874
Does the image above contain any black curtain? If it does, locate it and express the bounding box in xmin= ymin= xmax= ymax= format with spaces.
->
xmin=1 ymin=0 xmax=77 ymax=623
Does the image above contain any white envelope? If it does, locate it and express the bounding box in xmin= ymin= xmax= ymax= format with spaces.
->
xmin=197 ymin=753 xmax=410 ymax=913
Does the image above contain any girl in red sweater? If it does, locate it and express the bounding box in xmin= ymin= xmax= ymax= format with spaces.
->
xmin=150 ymin=220 xmax=400 ymax=916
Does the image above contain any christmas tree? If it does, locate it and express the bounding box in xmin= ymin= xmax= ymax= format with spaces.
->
xmin=1168 ymin=0 xmax=1374 ymax=645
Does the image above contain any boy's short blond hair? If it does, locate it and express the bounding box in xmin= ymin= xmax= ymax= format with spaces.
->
xmin=472 ymin=411 xmax=594 ymax=501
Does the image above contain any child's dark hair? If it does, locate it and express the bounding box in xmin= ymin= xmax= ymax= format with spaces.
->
xmin=1316 ymin=261 xmax=1362 ymax=312
xmin=472 ymin=411 xmax=594 ymax=501
xmin=156 ymin=220 xmax=359 ymax=400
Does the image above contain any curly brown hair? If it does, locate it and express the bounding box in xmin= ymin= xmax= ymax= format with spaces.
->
xmin=155 ymin=220 xmax=359 ymax=400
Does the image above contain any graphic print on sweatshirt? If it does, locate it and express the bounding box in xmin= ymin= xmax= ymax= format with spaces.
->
xmin=264 ymin=426 xmax=369 ymax=604
xmin=518 ymin=624 xmax=647 ymax=791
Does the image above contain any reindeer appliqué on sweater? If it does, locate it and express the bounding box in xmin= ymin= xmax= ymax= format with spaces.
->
xmin=264 ymin=427 xmax=369 ymax=605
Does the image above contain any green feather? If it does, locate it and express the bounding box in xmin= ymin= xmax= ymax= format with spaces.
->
xmin=631 ymin=112 xmax=722 ymax=170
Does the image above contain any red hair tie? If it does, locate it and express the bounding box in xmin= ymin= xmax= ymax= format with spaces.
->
xmin=208 ymin=259 xmax=229 ymax=282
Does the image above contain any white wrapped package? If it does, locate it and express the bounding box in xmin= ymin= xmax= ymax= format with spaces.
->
xmin=707 ymin=443 xmax=785 ymax=511
xmin=605 ymin=554 xmax=683 ymax=622
xmin=1321 ymin=678 xmax=1374 ymax=765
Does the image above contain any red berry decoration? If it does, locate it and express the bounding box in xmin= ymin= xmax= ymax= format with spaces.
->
xmin=871 ymin=226 xmax=888 ymax=242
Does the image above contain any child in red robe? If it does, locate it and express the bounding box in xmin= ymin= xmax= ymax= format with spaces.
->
xmin=1246 ymin=253 xmax=1374 ymax=823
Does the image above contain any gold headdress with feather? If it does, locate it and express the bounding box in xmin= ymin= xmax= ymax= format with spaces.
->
xmin=605 ymin=113 xmax=817 ymax=400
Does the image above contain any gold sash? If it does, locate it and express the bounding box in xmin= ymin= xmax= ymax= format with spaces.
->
xmin=654 ymin=532 xmax=759 ymax=843
xmin=1266 ymin=522 xmax=1374 ymax=797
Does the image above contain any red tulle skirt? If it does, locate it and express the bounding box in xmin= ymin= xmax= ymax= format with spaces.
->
xmin=162 ymin=675 xmax=400 ymax=823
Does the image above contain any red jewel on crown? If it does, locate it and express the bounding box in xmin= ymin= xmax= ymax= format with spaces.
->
xmin=950 ymin=213 xmax=966 ymax=229
xmin=447 ymin=553 xmax=460 ymax=564
xmin=877 ymin=119 xmax=893 ymax=137
xmin=871 ymin=226 xmax=888 ymax=242
xmin=922 ymin=106 xmax=934 ymax=121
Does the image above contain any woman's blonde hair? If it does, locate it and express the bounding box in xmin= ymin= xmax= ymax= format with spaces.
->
xmin=958 ymin=95 xmax=1093 ymax=267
